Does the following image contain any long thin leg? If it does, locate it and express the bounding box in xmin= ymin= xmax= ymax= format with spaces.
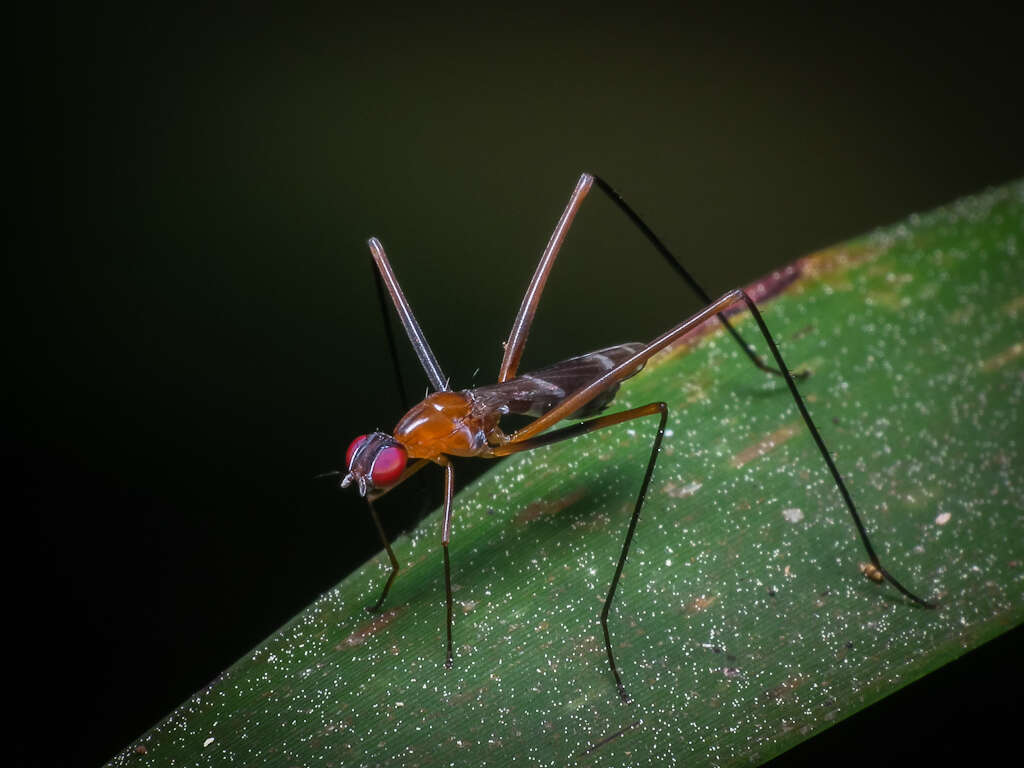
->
xmin=365 ymin=498 xmax=400 ymax=613
xmin=737 ymin=292 xmax=933 ymax=607
xmin=367 ymin=238 xmax=449 ymax=392
xmin=499 ymin=174 xmax=594 ymax=381
xmin=371 ymin=254 xmax=443 ymax=517
xmin=437 ymin=457 xmax=456 ymax=667
xmin=371 ymin=256 xmax=411 ymax=412
xmin=498 ymin=173 xmax=794 ymax=382
xmin=504 ymin=288 xmax=933 ymax=605
xmin=494 ymin=402 xmax=669 ymax=702
xmin=358 ymin=458 xmax=432 ymax=612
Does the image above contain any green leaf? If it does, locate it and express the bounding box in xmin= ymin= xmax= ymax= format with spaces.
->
xmin=108 ymin=182 xmax=1024 ymax=766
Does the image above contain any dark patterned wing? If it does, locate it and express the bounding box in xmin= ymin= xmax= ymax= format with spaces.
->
xmin=471 ymin=343 xmax=648 ymax=422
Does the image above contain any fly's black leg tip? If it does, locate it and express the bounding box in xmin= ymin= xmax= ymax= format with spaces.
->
xmin=912 ymin=592 xmax=938 ymax=609
xmin=864 ymin=562 xmax=936 ymax=608
xmin=617 ymin=683 xmax=632 ymax=704
xmin=897 ymin=590 xmax=936 ymax=609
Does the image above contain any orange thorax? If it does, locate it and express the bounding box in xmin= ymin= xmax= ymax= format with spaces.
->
xmin=393 ymin=391 xmax=501 ymax=460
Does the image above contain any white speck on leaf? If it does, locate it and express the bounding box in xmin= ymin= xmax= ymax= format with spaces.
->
xmin=782 ymin=507 xmax=804 ymax=523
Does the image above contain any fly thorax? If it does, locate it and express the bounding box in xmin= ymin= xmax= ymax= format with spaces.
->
xmin=393 ymin=391 xmax=487 ymax=458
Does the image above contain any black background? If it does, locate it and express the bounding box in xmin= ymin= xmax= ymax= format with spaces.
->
xmin=17 ymin=4 xmax=1023 ymax=766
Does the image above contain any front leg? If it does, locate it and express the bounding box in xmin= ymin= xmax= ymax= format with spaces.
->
xmin=438 ymin=457 xmax=456 ymax=667
xmin=364 ymin=498 xmax=399 ymax=613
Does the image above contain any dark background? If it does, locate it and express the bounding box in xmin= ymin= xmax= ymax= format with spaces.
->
xmin=18 ymin=4 xmax=1022 ymax=766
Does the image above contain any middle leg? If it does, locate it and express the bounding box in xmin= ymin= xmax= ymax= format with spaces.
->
xmin=494 ymin=401 xmax=670 ymax=702
xmin=437 ymin=456 xmax=456 ymax=668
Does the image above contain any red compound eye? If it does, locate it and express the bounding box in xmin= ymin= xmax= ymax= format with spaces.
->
xmin=346 ymin=435 xmax=368 ymax=469
xmin=371 ymin=445 xmax=407 ymax=488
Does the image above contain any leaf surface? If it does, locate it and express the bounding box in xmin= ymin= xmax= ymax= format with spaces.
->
xmin=109 ymin=182 xmax=1024 ymax=767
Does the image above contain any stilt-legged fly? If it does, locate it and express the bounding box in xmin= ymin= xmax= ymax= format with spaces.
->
xmin=326 ymin=173 xmax=933 ymax=702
